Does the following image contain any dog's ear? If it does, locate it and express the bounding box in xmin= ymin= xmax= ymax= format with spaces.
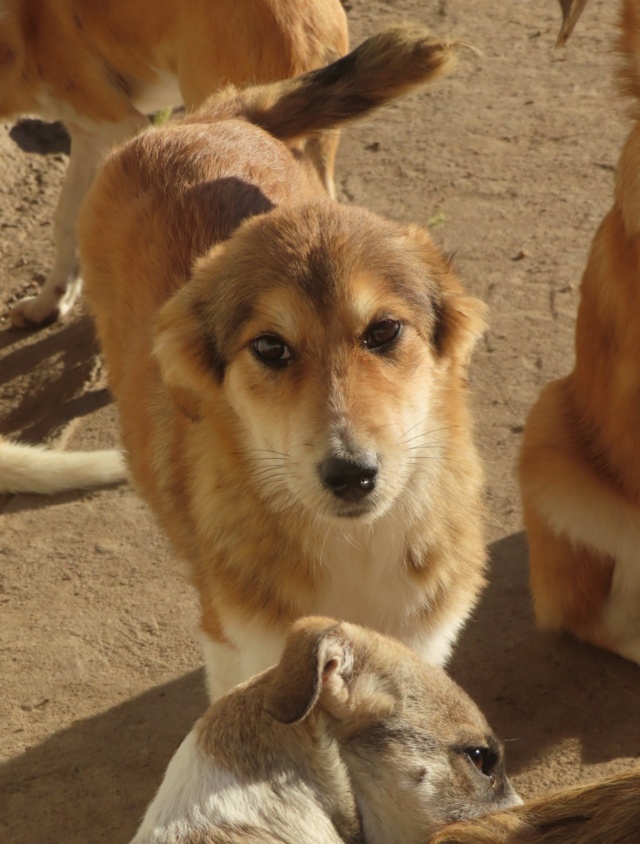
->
xmin=436 ymin=291 xmax=487 ymax=372
xmin=265 ymin=617 xmax=354 ymax=724
xmin=401 ymin=224 xmax=487 ymax=371
xmin=153 ymin=285 xmax=225 ymax=421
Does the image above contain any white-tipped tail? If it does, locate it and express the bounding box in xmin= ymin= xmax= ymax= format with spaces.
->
xmin=0 ymin=438 xmax=127 ymax=495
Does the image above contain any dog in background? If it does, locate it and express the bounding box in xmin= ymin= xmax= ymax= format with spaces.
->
xmin=80 ymin=28 xmax=488 ymax=701
xmin=430 ymin=767 xmax=640 ymax=844
xmin=0 ymin=435 xmax=125 ymax=494
xmin=0 ymin=0 xmax=347 ymax=328
xmin=519 ymin=0 xmax=640 ymax=664
xmin=132 ymin=617 xmax=519 ymax=844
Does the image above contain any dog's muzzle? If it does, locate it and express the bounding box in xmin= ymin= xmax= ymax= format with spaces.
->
xmin=319 ymin=453 xmax=379 ymax=502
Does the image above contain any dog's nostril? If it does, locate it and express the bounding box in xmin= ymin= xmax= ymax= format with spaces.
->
xmin=320 ymin=455 xmax=378 ymax=501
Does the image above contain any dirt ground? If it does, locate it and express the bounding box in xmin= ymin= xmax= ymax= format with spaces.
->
xmin=1 ymin=1 xmax=639 ymax=841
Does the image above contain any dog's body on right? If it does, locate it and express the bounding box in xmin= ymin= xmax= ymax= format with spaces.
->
xmin=431 ymin=767 xmax=640 ymax=844
xmin=519 ymin=0 xmax=640 ymax=665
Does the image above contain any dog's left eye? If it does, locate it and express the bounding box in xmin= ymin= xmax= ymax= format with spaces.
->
xmin=252 ymin=334 xmax=292 ymax=367
xmin=364 ymin=318 xmax=401 ymax=351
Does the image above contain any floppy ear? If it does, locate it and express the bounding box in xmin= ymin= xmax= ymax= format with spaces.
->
xmin=437 ymin=292 xmax=487 ymax=372
xmin=401 ymin=223 xmax=487 ymax=371
xmin=265 ymin=617 xmax=354 ymax=724
xmin=153 ymin=284 xmax=225 ymax=420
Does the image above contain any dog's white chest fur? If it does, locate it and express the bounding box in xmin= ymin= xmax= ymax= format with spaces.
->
xmin=313 ymin=516 xmax=414 ymax=631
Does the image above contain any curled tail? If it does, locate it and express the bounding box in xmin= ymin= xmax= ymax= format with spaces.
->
xmin=201 ymin=26 xmax=462 ymax=142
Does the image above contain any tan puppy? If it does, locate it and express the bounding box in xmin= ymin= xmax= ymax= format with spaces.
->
xmin=80 ymin=28 xmax=487 ymax=701
xmin=131 ymin=617 xmax=519 ymax=844
xmin=1 ymin=0 xmax=347 ymax=328
xmin=0 ymin=435 xmax=125 ymax=494
xmin=431 ymin=768 xmax=640 ymax=844
xmin=519 ymin=0 xmax=640 ymax=665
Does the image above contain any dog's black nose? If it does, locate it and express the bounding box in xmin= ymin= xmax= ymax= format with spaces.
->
xmin=320 ymin=454 xmax=378 ymax=501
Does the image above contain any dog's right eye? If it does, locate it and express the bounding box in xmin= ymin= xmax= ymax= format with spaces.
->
xmin=252 ymin=334 xmax=292 ymax=367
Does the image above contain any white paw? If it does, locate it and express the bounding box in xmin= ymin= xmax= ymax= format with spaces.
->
xmin=10 ymin=294 xmax=61 ymax=329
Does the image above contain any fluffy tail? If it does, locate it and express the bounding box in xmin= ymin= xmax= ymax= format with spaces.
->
xmin=199 ymin=25 xmax=463 ymax=141
xmin=0 ymin=438 xmax=126 ymax=495
xmin=430 ymin=768 xmax=640 ymax=844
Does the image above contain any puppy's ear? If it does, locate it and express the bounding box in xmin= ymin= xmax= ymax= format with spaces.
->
xmin=265 ymin=617 xmax=354 ymax=724
xmin=153 ymin=286 xmax=225 ymax=420
xmin=402 ymin=224 xmax=487 ymax=371
xmin=436 ymin=291 xmax=487 ymax=372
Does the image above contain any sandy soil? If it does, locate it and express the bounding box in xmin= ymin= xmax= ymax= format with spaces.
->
xmin=1 ymin=1 xmax=639 ymax=842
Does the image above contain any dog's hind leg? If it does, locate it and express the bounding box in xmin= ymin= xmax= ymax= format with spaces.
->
xmin=11 ymin=116 xmax=146 ymax=329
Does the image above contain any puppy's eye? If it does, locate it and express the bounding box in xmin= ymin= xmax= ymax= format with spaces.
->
xmin=465 ymin=747 xmax=492 ymax=777
xmin=364 ymin=319 xmax=401 ymax=351
xmin=252 ymin=335 xmax=292 ymax=368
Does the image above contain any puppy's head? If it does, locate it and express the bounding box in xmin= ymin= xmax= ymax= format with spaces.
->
xmin=265 ymin=617 xmax=519 ymax=844
xmin=154 ymin=202 xmax=485 ymax=523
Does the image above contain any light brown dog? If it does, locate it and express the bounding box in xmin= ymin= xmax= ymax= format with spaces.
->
xmin=131 ymin=617 xmax=519 ymax=844
xmin=519 ymin=0 xmax=640 ymax=665
xmin=80 ymin=28 xmax=488 ymax=701
xmin=430 ymin=767 xmax=640 ymax=844
xmin=1 ymin=0 xmax=347 ymax=328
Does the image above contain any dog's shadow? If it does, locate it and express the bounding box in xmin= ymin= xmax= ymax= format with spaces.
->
xmin=0 ymin=670 xmax=208 ymax=844
xmin=0 ymin=315 xmax=112 ymax=443
xmin=450 ymin=532 xmax=640 ymax=775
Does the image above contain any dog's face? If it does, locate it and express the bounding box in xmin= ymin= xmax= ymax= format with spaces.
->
xmin=155 ymin=202 xmax=485 ymax=523
xmin=265 ymin=617 xmax=519 ymax=844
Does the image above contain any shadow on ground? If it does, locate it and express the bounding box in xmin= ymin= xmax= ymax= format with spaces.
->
xmin=450 ymin=532 xmax=640 ymax=775
xmin=0 ymin=315 xmax=110 ymax=443
xmin=0 ymin=670 xmax=207 ymax=844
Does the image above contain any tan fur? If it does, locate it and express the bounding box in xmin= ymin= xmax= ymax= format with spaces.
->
xmin=430 ymin=768 xmax=640 ymax=844
xmin=2 ymin=0 xmax=347 ymax=326
xmin=80 ymin=29 xmax=487 ymax=701
xmin=131 ymin=618 xmax=518 ymax=844
xmin=0 ymin=434 xmax=126 ymax=495
xmin=519 ymin=0 xmax=640 ymax=664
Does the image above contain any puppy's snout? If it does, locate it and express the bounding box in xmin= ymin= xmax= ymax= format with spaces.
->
xmin=320 ymin=454 xmax=378 ymax=501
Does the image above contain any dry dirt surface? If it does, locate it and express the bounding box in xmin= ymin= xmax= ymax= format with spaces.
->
xmin=1 ymin=1 xmax=639 ymax=841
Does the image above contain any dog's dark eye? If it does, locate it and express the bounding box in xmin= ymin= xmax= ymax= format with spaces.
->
xmin=465 ymin=747 xmax=492 ymax=777
xmin=364 ymin=318 xmax=401 ymax=351
xmin=252 ymin=334 xmax=292 ymax=367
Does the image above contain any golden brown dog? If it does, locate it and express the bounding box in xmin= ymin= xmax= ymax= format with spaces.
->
xmin=430 ymin=767 xmax=640 ymax=844
xmin=80 ymin=28 xmax=488 ymax=701
xmin=132 ymin=618 xmax=519 ymax=844
xmin=1 ymin=0 xmax=347 ymax=328
xmin=519 ymin=0 xmax=640 ymax=664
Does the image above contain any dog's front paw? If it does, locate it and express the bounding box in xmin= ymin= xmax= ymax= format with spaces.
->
xmin=10 ymin=294 xmax=61 ymax=329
